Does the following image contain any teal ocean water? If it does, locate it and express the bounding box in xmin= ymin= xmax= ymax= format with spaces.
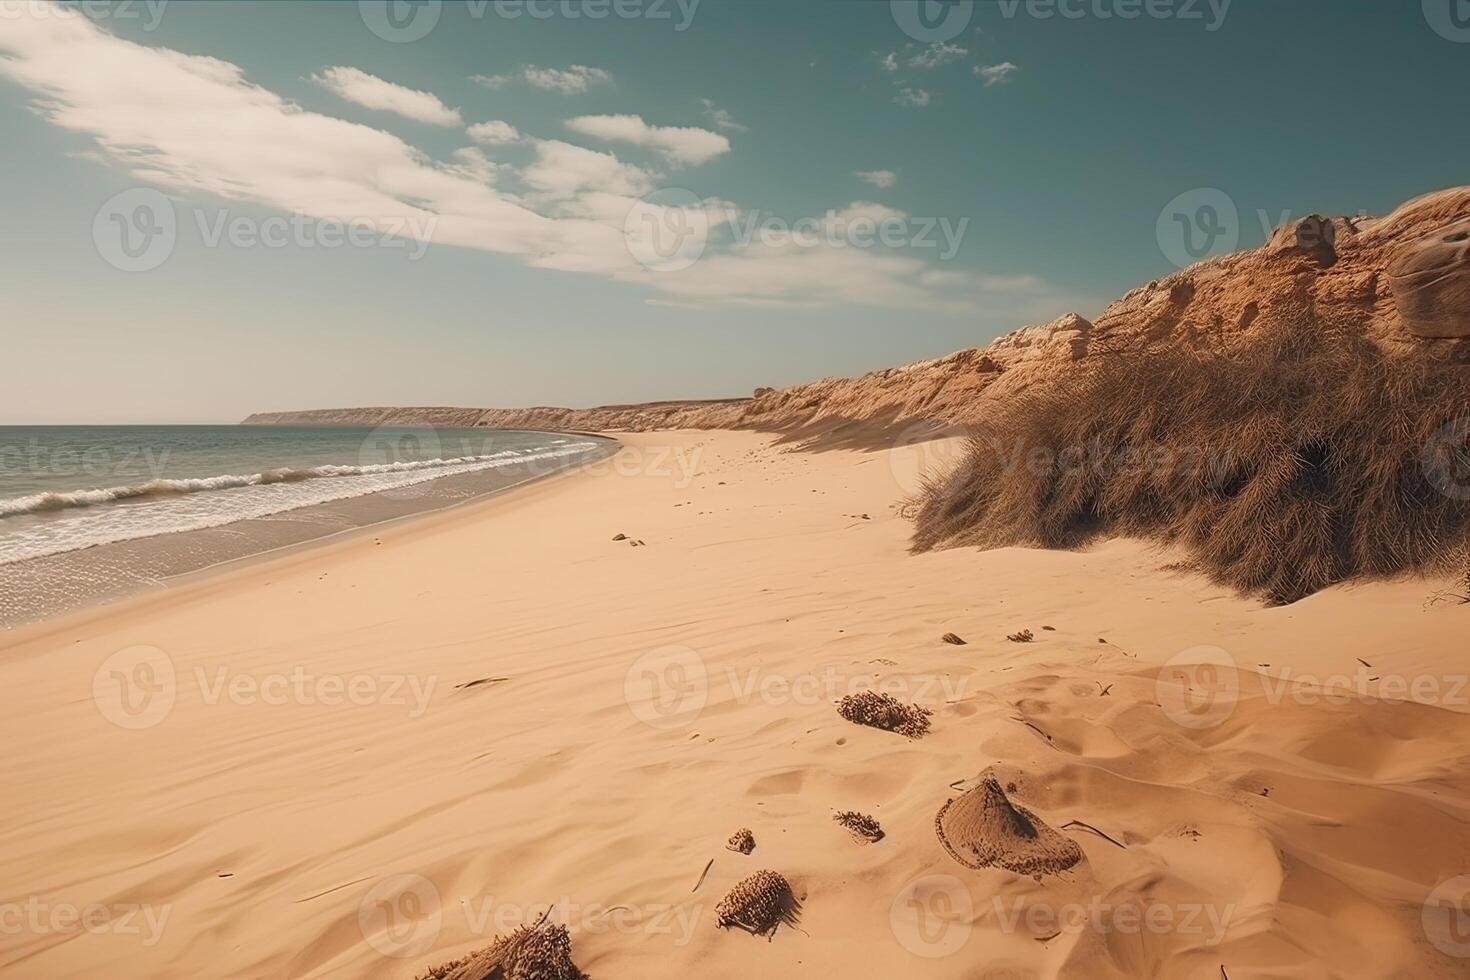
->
xmin=0 ymin=425 xmax=602 ymax=565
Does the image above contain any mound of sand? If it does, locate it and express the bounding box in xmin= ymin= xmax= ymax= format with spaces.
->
xmin=935 ymin=771 xmax=1083 ymax=877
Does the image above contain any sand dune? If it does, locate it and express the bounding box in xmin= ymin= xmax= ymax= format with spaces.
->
xmin=2 ymin=431 xmax=1468 ymax=978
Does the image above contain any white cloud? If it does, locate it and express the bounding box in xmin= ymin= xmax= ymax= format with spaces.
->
xmin=910 ymin=42 xmax=968 ymax=69
xmin=313 ymin=66 xmax=462 ymax=126
xmin=565 ymin=114 xmax=730 ymax=166
xmin=700 ymin=98 xmax=747 ymax=133
xmin=470 ymin=66 xmax=608 ymax=95
xmin=855 ymin=169 xmax=897 ymax=189
xmin=526 ymin=64 xmax=610 ymax=94
xmin=894 ymin=86 xmax=932 ymax=108
xmin=880 ymin=42 xmax=967 ymax=72
xmin=976 ymin=62 xmax=1020 ymax=87
xmin=467 ymin=119 xmax=521 ymax=144
xmin=521 ymin=140 xmax=655 ymax=201
xmin=446 ymin=146 xmax=504 ymax=185
xmin=0 ymin=3 xmax=1056 ymax=315
xmin=471 ymin=65 xmax=611 ymax=95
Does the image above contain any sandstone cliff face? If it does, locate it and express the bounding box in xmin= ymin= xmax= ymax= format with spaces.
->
xmin=244 ymin=187 xmax=1470 ymax=436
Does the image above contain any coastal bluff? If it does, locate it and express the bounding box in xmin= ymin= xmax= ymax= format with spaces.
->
xmin=244 ymin=186 xmax=1470 ymax=437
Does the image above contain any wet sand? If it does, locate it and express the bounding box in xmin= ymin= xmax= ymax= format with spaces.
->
xmin=0 ymin=438 xmax=618 ymax=629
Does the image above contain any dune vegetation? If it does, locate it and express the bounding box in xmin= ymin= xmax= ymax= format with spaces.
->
xmin=912 ymin=322 xmax=1470 ymax=603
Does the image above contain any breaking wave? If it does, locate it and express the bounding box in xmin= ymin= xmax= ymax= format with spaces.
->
xmin=0 ymin=450 xmax=560 ymax=519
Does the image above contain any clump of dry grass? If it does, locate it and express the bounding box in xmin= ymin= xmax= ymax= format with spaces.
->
xmin=727 ymin=828 xmax=755 ymax=854
xmin=833 ymin=811 xmax=885 ymax=843
xmin=416 ymin=920 xmax=586 ymax=980
xmin=1007 ymin=629 xmax=1034 ymax=643
xmin=715 ymin=870 xmax=800 ymax=937
xmin=913 ymin=323 xmax=1470 ymax=604
xmin=837 ymin=691 xmax=932 ymax=738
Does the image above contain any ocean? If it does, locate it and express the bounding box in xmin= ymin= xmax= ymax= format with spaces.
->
xmin=0 ymin=425 xmax=614 ymax=626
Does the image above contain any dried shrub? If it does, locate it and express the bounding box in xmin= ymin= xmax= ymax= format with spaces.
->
xmin=913 ymin=323 xmax=1470 ymax=604
xmin=833 ymin=811 xmax=885 ymax=843
xmin=416 ymin=920 xmax=586 ymax=980
xmin=1007 ymin=629 xmax=1034 ymax=643
xmin=727 ymin=828 xmax=755 ymax=854
xmin=715 ymin=870 xmax=800 ymax=937
xmin=837 ymin=691 xmax=932 ymax=738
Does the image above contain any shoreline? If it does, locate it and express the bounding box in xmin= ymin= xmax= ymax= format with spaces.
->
xmin=1 ymin=430 xmax=1466 ymax=978
xmin=0 ymin=434 xmax=620 ymax=632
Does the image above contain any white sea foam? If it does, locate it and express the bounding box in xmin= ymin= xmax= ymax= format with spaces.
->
xmin=0 ymin=451 xmax=537 ymax=518
xmin=0 ymin=442 xmax=602 ymax=565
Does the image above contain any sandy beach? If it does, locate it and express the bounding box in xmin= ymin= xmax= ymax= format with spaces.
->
xmin=3 ymin=430 xmax=1468 ymax=979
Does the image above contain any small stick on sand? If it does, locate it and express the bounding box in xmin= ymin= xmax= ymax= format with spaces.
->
xmin=1062 ymin=819 xmax=1125 ymax=849
xmin=692 ymin=858 xmax=714 ymax=893
xmin=1016 ymin=718 xmax=1053 ymax=743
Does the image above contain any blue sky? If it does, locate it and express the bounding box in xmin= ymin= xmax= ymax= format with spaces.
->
xmin=2 ymin=0 xmax=1467 ymax=423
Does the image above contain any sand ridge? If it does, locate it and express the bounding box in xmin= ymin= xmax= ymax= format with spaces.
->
xmin=1 ymin=431 xmax=1468 ymax=978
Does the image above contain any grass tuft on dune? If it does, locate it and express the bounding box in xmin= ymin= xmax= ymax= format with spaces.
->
xmin=913 ymin=322 xmax=1470 ymax=603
